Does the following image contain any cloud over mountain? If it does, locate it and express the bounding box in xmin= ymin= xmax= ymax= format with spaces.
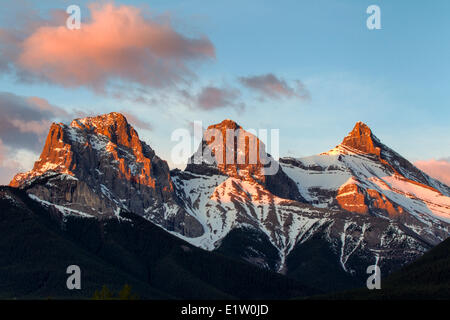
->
xmin=0 ymin=139 xmax=5 ymax=165
xmin=0 ymin=92 xmax=69 ymax=152
xmin=239 ymin=73 xmax=310 ymax=101
xmin=180 ymin=86 xmax=244 ymax=111
xmin=196 ymin=86 xmax=243 ymax=110
xmin=0 ymin=92 xmax=71 ymax=184
xmin=0 ymin=141 xmax=19 ymax=185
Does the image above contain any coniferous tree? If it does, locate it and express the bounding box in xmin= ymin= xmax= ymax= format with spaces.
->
xmin=92 ymin=285 xmax=114 ymax=300
xmin=118 ymin=284 xmax=139 ymax=300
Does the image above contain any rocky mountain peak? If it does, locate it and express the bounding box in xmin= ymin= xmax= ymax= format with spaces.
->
xmin=10 ymin=122 xmax=75 ymax=187
xmin=189 ymin=119 xmax=272 ymax=184
xmin=335 ymin=122 xmax=450 ymax=195
xmin=8 ymin=112 xmax=204 ymax=237
xmin=71 ymin=111 xmax=127 ymax=126
xmin=186 ymin=119 xmax=304 ymax=202
xmin=11 ymin=112 xmax=154 ymax=188
xmin=208 ymin=119 xmax=242 ymax=131
xmin=340 ymin=121 xmax=381 ymax=156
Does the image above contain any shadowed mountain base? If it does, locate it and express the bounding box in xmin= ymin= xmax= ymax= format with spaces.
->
xmin=307 ymin=237 xmax=450 ymax=300
xmin=0 ymin=186 xmax=318 ymax=299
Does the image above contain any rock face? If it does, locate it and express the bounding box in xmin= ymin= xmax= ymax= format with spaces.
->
xmin=10 ymin=112 xmax=203 ymax=237
xmin=340 ymin=121 xmax=381 ymax=156
xmin=336 ymin=181 xmax=369 ymax=214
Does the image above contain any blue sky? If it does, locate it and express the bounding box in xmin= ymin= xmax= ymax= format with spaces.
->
xmin=0 ymin=0 xmax=449 ymax=182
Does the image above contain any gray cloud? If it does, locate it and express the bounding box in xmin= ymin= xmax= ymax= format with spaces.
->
xmin=0 ymin=166 xmax=18 ymax=185
xmin=120 ymin=111 xmax=153 ymax=131
xmin=197 ymin=86 xmax=243 ymax=110
xmin=0 ymin=137 xmax=29 ymax=185
xmin=239 ymin=73 xmax=310 ymax=101
xmin=0 ymin=139 xmax=5 ymax=165
xmin=181 ymin=86 xmax=244 ymax=111
xmin=0 ymin=91 xmax=69 ymax=152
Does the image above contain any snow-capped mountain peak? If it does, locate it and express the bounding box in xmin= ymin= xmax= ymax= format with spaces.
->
xmin=280 ymin=122 xmax=450 ymax=226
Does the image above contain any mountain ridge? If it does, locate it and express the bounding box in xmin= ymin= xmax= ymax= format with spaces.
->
xmin=6 ymin=112 xmax=450 ymax=291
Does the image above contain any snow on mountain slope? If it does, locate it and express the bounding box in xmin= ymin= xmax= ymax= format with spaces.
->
xmin=281 ymin=152 xmax=450 ymax=222
xmin=172 ymin=170 xmax=328 ymax=255
xmin=8 ymin=115 xmax=449 ymax=279
xmin=170 ymin=120 xmax=446 ymax=274
xmin=172 ymin=168 xmax=436 ymax=274
xmin=280 ymin=122 xmax=450 ymax=238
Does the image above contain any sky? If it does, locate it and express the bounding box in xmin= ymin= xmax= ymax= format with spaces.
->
xmin=0 ymin=0 xmax=449 ymax=185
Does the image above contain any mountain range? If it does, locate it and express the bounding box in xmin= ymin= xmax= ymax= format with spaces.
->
xmin=1 ymin=112 xmax=449 ymax=298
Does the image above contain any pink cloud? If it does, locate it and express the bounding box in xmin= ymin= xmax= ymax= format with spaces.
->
xmin=3 ymin=3 xmax=215 ymax=91
xmin=415 ymin=159 xmax=450 ymax=186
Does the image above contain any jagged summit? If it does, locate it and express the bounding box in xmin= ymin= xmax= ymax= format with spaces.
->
xmin=280 ymin=121 xmax=450 ymax=224
xmin=323 ymin=122 xmax=450 ymax=196
xmin=8 ymin=112 xmax=203 ymax=237
xmin=71 ymin=111 xmax=127 ymax=125
xmin=188 ymin=118 xmax=264 ymax=180
xmin=340 ymin=121 xmax=380 ymax=155
xmin=208 ymin=119 xmax=242 ymax=131
xmin=11 ymin=111 xmax=151 ymax=188
xmin=185 ymin=118 xmax=304 ymax=202
xmin=344 ymin=121 xmax=373 ymax=141
xmin=70 ymin=112 xmax=141 ymax=150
